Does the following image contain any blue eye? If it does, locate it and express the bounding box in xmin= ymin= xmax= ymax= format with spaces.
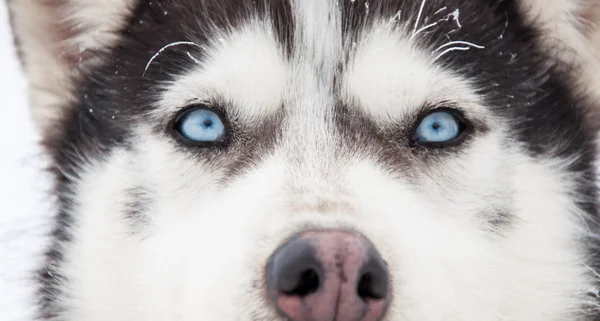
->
xmin=176 ymin=108 xmax=227 ymax=144
xmin=414 ymin=110 xmax=464 ymax=145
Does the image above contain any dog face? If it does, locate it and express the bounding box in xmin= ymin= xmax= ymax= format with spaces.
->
xmin=8 ymin=0 xmax=600 ymax=320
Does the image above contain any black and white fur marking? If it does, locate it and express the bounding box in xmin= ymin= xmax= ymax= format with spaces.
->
xmin=8 ymin=0 xmax=600 ymax=320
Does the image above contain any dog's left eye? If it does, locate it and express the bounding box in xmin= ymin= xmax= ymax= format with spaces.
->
xmin=413 ymin=110 xmax=465 ymax=145
xmin=175 ymin=107 xmax=228 ymax=144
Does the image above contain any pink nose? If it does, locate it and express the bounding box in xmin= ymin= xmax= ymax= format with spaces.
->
xmin=267 ymin=230 xmax=390 ymax=321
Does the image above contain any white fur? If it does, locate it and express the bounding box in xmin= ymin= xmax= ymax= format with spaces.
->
xmin=56 ymin=130 xmax=594 ymax=321
xmin=342 ymin=24 xmax=487 ymax=125
xmin=7 ymin=0 xmax=600 ymax=321
xmin=155 ymin=25 xmax=287 ymax=121
xmin=52 ymin=3 xmax=596 ymax=321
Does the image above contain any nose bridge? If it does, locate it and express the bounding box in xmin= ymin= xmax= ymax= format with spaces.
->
xmin=282 ymin=29 xmax=341 ymax=164
xmin=277 ymin=51 xmax=351 ymax=211
xmin=281 ymin=88 xmax=341 ymax=177
xmin=284 ymin=86 xmax=338 ymax=152
xmin=279 ymin=113 xmax=351 ymax=217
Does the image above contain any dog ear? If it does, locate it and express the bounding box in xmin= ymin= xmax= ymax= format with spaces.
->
xmin=519 ymin=0 xmax=600 ymax=48
xmin=517 ymin=0 xmax=600 ymax=98
xmin=584 ymin=1 xmax=600 ymax=54
xmin=8 ymin=0 xmax=136 ymax=134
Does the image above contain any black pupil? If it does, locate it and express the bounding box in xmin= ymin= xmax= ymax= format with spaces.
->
xmin=203 ymin=119 xmax=213 ymax=127
xmin=432 ymin=122 xmax=441 ymax=130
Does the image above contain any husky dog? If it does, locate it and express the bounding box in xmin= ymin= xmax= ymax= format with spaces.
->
xmin=8 ymin=0 xmax=600 ymax=320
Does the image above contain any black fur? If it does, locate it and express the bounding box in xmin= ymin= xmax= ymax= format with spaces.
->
xmin=24 ymin=0 xmax=600 ymax=319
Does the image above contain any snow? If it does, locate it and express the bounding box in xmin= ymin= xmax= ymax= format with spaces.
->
xmin=0 ymin=2 xmax=53 ymax=321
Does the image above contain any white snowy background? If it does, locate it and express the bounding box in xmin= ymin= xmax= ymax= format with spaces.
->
xmin=0 ymin=2 xmax=54 ymax=321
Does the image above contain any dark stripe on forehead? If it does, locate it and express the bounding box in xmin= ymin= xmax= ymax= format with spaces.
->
xmin=142 ymin=0 xmax=295 ymax=60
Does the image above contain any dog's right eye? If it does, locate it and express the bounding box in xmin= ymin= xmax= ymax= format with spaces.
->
xmin=174 ymin=107 xmax=228 ymax=145
xmin=412 ymin=109 xmax=467 ymax=147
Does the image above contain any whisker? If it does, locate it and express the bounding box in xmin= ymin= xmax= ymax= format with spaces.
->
xmin=412 ymin=0 xmax=428 ymax=35
xmin=389 ymin=10 xmax=402 ymax=23
xmin=412 ymin=21 xmax=440 ymax=38
xmin=498 ymin=12 xmax=509 ymax=39
xmin=434 ymin=6 xmax=447 ymax=15
xmin=432 ymin=46 xmax=470 ymax=62
xmin=448 ymin=8 xmax=462 ymax=28
xmin=143 ymin=41 xmax=202 ymax=77
xmin=186 ymin=52 xmax=201 ymax=64
xmin=584 ymin=263 xmax=600 ymax=281
xmin=434 ymin=40 xmax=485 ymax=53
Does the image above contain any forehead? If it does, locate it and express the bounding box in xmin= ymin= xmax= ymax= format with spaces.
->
xmin=137 ymin=0 xmax=506 ymax=117
xmin=157 ymin=5 xmax=481 ymax=122
xmin=76 ymin=0 xmax=592 ymax=164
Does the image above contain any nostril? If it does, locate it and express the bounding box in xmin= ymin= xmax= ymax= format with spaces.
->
xmin=357 ymin=272 xmax=384 ymax=299
xmin=269 ymin=237 xmax=324 ymax=298
xmin=284 ymin=268 xmax=320 ymax=296
xmin=357 ymin=254 xmax=389 ymax=301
